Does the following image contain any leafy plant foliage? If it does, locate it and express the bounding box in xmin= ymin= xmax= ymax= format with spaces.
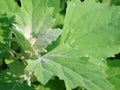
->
xmin=0 ymin=0 xmax=120 ymax=90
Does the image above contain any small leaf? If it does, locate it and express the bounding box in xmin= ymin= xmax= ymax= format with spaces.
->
xmin=47 ymin=0 xmax=61 ymax=15
xmin=5 ymin=59 xmax=25 ymax=76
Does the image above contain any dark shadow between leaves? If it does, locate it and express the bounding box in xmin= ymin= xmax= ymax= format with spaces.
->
xmin=32 ymin=77 xmax=66 ymax=90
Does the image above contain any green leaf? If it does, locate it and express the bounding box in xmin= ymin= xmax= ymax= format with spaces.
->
xmin=0 ymin=0 xmax=19 ymax=59
xmin=0 ymin=0 xmax=19 ymax=17
xmin=0 ymin=60 xmax=34 ymax=90
xmin=26 ymin=0 xmax=120 ymax=90
xmin=0 ymin=14 xmax=11 ymax=58
xmin=13 ymin=0 xmax=61 ymax=53
xmin=61 ymin=0 xmax=120 ymax=58
xmin=107 ymin=60 xmax=120 ymax=90
xmin=26 ymin=45 xmax=110 ymax=90
xmin=47 ymin=0 xmax=65 ymax=28
xmin=0 ymin=0 xmax=20 ymax=58
xmin=0 ymin=82 xmax=34 ymax=90
xmin=102 ymin=0 xmax=111 ymax=4
xmin=102 ymin=0 xmax=120 ymax=5
xmin=34 ymin=29 xmax=61 ymax=52
xmin=12 ymin=28 xmax=35 ymax=56
xmin=0 ymin=69 xmax=19 ymax=83
xmin=111 ymin=0 xmax=120 ymax=5
xmin=5 ymin=59 xmax=25 ymax=76
xmin=0 ymin=60 xmax=25 ymax=83
xmin=47 ymin=0 xmax=60 ymax=16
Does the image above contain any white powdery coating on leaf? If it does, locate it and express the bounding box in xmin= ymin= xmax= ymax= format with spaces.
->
xmin=24 ymin=26 xmax=32 ymax=39
xmin=24 ymin=26 xmax=36 ymax=45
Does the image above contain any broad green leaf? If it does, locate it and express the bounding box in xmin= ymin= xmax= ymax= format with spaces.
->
xmin=26 ymin=0 xmax=120 ymax=90
xmin=26 ymin=45 xmax=110 ymax=90
xmin=61 ymin=0 xmax=120 ymax=58
xmin=107 ymin=60 xmax=120 ymax=90
xmin=13 ymin=0 xmax=61 ymax=53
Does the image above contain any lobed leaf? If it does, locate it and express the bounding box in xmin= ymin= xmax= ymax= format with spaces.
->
xmin=26 ymin=0 xmax=120 ymax=90
xmin=26 ymin=45 xmax=111 ymax=90
xmin=61 ymin=0 xmax=120 ymax=58
xmin=13 ymin=0 xmax=61 ymax=53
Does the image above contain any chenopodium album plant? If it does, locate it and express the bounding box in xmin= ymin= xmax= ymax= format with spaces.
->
xmin=0 ymin=0 xmax=120 ymax=90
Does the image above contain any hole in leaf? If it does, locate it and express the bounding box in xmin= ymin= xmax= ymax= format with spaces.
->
xmin=80 ymin=0 xmax=84 ymax=2
xmin=12 ymin=33 xmax=15 ymax=38
xmin=15 ymin=0 xmax=21 ymax=7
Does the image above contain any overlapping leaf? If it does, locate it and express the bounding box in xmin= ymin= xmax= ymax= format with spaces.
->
xmin=107 ymin=60 xmax=120 ymax=90
xmin=0 ymin=0 xmax=19 ymax=58
xmin=13 ymin=0 xmax=61 ymax=53
xmin=0 ymin=14 xmax=10 ymax=58
xmin=0 ymin=0 xmax=19 ymax=16
xmin=26 ymin=46 xmax=110 ymax=90
xmin=26 ymin=0 xmax=120 ymax=90
xmin=47 ymin=0 xmax=65 ymax=28
xmin=61 ymin=0 xmax=120 ymax=58
xmin=48 ymin=0 xmax=61 ymax=15
xmin=0 ymin=60 xmax=25 ymax=82
xmin=1 ymin=0 xmax=120 ymax=90
xmin=0 ymin=59 xmax=34 ymax=90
